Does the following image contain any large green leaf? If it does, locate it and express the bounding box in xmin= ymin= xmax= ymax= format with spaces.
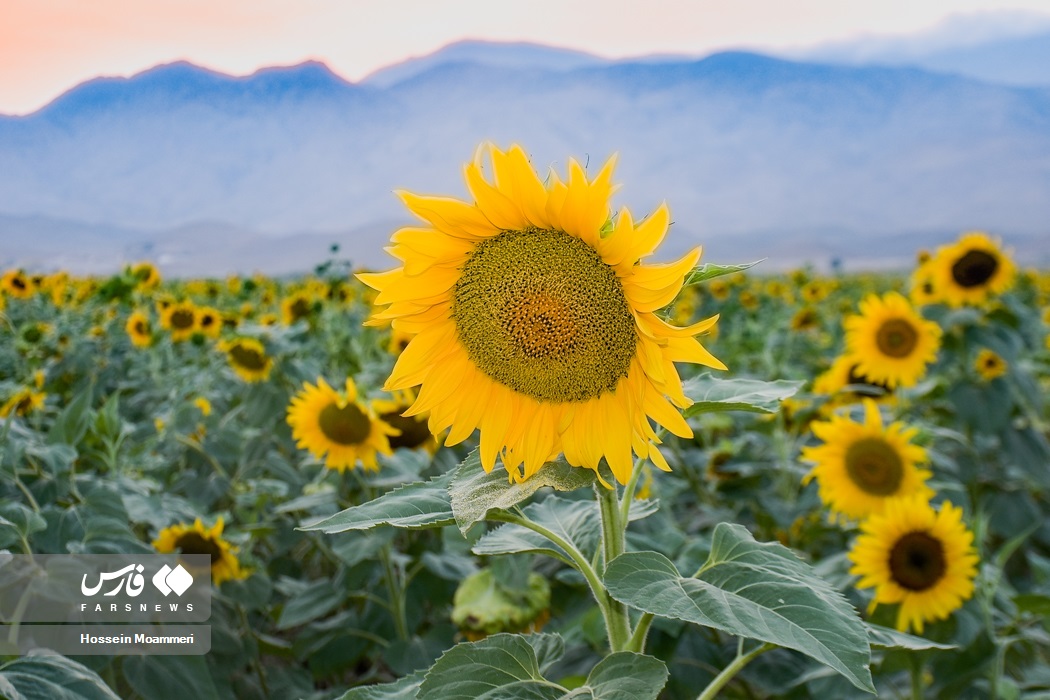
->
xmin=0 ymin=654 xmax=121 ymax=700
xmin=337 ymin=672 xmax=424 ymax=700
xmin=122 ymin=656 xmax=219 ymax=700
xmin=564 ymin=652 xmax=668 ymax=700
xmin=418 ymin=633 xmax=566 ymax=700
xmin=683 ymin=261 xmax=762 ymax=286
xmin=682 ymin=374 xmax=803 ymax=416
xmin=300 ymin=472 xmax=454 ymax=533
xmin=604 ymin=523 xmax=874 ymax=693
xmin=450 ymin=450 xmax=595 ymax=534
xmin=473 ymin=497 xmax=657 ymax=564
xmin=866 ymin=624 xmax=957 ymax=651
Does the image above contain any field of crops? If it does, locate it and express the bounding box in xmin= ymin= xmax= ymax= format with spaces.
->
xmin=1 ymin=150 xmax=1050 ymax=700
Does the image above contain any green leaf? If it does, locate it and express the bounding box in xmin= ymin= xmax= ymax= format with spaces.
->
xmin=565 ymin=652 xmax=668 ymax=700
xmin=682 ymin=374 xmax=803 ymax=416
xmin=122 ymin=656 xmax=219 ymax=700
xmin=473 ymin=498 xmax=599 ymax=564
xmin=0 ymin=654 xmax=121 ymax=700
xmin=337 ymin=672 xmax=425 ymax=700
xmin=604 ymin=524 xmax=874 ymax=693
xmin=300 ymin=472 xmax=454 ymax=533
xmin=418 ymin=633 xmax=565 ymax=700
xmin=47 ymin=386 xmax=94 ymax=446
xmin=1013 ymin=593 xmax=1050 ymax=617
xmin=683 ymin=261 xmax=763 ymax=286
xmin=276 ymin=578 xmax=345 ymax=629
xmin=450 ymin=450 xmax=595 ymax=534
xmin=867 ymin=623 xmax=957 ymax=650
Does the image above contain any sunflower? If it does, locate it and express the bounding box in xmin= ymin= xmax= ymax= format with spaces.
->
xmin=286 ymin=377 xmax=397 ymax=471
xmin=790 ymin=306 xmax=820 ymax=331
xmin=813 ymin=354 xmax=892 ymax=401
xmin=372 ymin=390 xmax=438 ymax=454
xmin=849 ymin=495 xmax=978 ymax=633
xmin=160 ymin=301 xmax=198 ymax=342
xmin=928 ymin=231 xmax=1016 ymax=307
xmin=130 ymin=261 xmax=161 ymax=290
xmin=196 ymin=306 xmax=222 ymax=338
xmin=153 ymin=517 xmax=246 ymax=586
xmin=0 ymin=388 xmax=47 ymax=418
xmin=125 ymin=310 xmax=153 ymax=347
xmin=802 ymin=400 xmax=932 ymax=521
xmin=974 ymin=349 xmax=1007 ymax=381
xmin=908 ymin=264 xmax=940 ymax=307
xmin=844 ymin=292 xmax=941 ymax=389
xmin=194 ymin=397 xmax=213 ymax=416
xmin=281 ymin=291 xmax=314 ymax=325
xmin=1 ymin=269 xmax=35 ymax=299
xmin=219 ymin=338 xmax=273 ymax=383
xmin=359 ymin=144 xmax=725 ymax=484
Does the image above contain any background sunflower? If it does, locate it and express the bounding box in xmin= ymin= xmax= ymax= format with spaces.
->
xmin=928 ymin=231 xmax=1016 ymax=307
xmin=153 ymin=517 xmax=246 ymax=586
xmin=844 ymin=291 xmax=941 ymax=389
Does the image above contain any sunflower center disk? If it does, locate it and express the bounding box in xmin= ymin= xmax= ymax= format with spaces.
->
xmin=171 ymin=310 xmax=195 ymax=329
xmin=318 ymin=402 xmax=371 ymax=445
xmin=951 ymin=250 xmax=998 ymax=288
xmin=452 ymin=229 xmax=637 ymax=403
xmin=889 ymin=531 xmax=947 ymax=591
xmin=174 ymin=532 xmax=224 ymax=566
xmin=844 ymin=437 xmax=904 ymax=496
xmin=875 ymin=319 xmax=919 ymax=359
xmin=229 ymin=345 xmax=266 ymax=370
xmin=381 ymin=411 xmax=431 ymax=449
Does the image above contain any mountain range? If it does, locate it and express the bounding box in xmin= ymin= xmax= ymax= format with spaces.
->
xmin=3 ymin=25 xmax=1050 ymax=275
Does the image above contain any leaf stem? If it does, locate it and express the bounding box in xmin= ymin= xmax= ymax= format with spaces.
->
xmin=596 ymin=483 xmax=631 ymax=651
xmin=695 ymin=641 xmax=774 ymax=700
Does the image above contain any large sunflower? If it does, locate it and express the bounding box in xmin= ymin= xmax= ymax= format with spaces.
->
xmin=928 ymin=231 xmax=1016 ymax=307
xmin=802 ymin=400 xmax=933 ymax=521
xmin=287 ymin=377 xmax=397 ymax=472
xmin=844 ymin=292 xmax=941 ymax=389
xmin=849 ymin=495 xmax=979 ymax=633
xmin=153 ymin=517 xmax=246 ymax=586
xmin=219 ymin=338 xmax=273 ymax=383
xmin=359 ymin=144 xmax=724 ymax=485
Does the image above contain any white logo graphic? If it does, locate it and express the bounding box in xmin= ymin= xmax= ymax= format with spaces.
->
xmin=151 ymin=564 xmax=194 ymax=597
xmin=81 ymin=564 xmax=146 ymax=597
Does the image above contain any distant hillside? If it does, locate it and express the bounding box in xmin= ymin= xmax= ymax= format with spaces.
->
xmin=2 ymin=43 xmax=1049 ymax=273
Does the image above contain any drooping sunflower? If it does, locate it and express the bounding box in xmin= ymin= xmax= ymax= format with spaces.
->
xmin=802 ymin=400 xmax=933 ymax=521
xmin=1 ymin=269 xmax=35 ymax=299
xmin=0 ymin=387 xmax=47 ymax=418
xmin=153 ymin=517 xmax=246 ymax=586
xmin=125 ymin=310 xmax=153 ymax=347
xmin=160 ymin=301 xmax=198 ymax=342
xmin=974 ymin=348 xmax=1007 ymax=381
xmin=359 ymin=144 xmax=725 ymax=484
xmin=849 ymin=495 xmax=979 ymax=633
xmin=928 ymin=231 xmax=1016 ymax=307
xmin=372 ymin=389 xmax=438 ymax=454
xmin=219 ymin=338 xmax=273 ymax=383
xmin=286 ymin=377 xmax=397 ymax=471
xmin=129 ymin=261 xmax=161 ymax=290
xmin=844 ymin=292 xmax=941 ymax=389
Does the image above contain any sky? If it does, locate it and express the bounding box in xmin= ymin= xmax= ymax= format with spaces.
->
xmin=4 ymin=0 xmax=1050 ymax=115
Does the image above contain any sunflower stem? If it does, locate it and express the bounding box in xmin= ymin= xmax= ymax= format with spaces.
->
xmin=695 ymin=641 xmax=773 ymax=700
xmin=596 ymin=482 xmax=631 ymax=652
xmin=910 ymin=655 xmax=925 ymax=700
xmin=618 ymin=455 xmax=648 ymax=524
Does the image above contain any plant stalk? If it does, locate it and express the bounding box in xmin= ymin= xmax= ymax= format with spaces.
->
xmin=596 ymin=482 xmax=631 ymax=651
xmin=696 ymin=642 xmax=774 ymax=700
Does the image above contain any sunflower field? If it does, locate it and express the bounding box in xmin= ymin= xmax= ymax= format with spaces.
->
xmin=1 ymin=146 xmax=1049 ymax=700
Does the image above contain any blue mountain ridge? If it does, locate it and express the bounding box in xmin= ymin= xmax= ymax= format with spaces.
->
xmin=2 ymin=44 xmax=1049 ymax=273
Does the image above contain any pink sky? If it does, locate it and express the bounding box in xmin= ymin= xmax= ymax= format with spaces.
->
xmin=4 ymin=0 xmax=1050 ymax=115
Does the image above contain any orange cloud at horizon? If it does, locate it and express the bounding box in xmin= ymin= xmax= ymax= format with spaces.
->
xmin=4 ymin=0 xmax=1050 ymax=115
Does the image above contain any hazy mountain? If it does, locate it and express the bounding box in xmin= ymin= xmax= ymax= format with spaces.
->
xmin=797 ymin=11 xmax=1050 ymax=86
xmin=2 ymin=44 xmax=1049 ymax=273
